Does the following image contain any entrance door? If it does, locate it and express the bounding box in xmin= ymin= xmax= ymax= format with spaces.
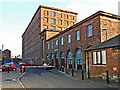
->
xmin=77 ymin=59 xmax=82 ymax=69
xmin=55 ymin=59 xmax=58 ymax=67
xmin=75 ymin=49 xmax=82 ymax=70
xmin=51 ymin=59 xmax=54 ymax=66
xmin=61 ymin=59 xmax=65 ymax=67
xmin=67 ymin=50 xmax=73 ymax=69
xmin=69 ymin=59 xmax=72 ymax=69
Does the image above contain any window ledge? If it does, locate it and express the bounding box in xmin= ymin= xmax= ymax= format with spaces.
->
xmin=92 ymin=64 xmax=107 ymax=67
xmin=87 ymin=35 xmax=94 ymax=39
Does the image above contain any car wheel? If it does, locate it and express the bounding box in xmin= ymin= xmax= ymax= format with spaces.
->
xmin=13 ymin=68 xmax=16 ymax=71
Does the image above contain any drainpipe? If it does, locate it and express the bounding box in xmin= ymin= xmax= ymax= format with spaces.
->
xmin=87 ymin=51 xmax=90 ymax=79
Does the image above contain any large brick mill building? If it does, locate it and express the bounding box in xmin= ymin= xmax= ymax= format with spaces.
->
xmin=22 ymin=5 xmax=120 ymax=80
xmin=22 ymin=5 xmax=77 ymax=65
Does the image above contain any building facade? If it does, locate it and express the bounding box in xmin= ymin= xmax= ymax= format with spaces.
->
xmin=2 ymin=49 xmax=11 ymax=62
xmin=22 ymin=5 xmax=120 ymax=71
xmin=85 ymin=35 xmax=120 ymax=81
xmin=22 ymin=5 xmax=78 ymax=65
xmin=45 ymin=11 xmax=120 ymax=70
xmin=0 ymin=49 xmax=2 ymax=65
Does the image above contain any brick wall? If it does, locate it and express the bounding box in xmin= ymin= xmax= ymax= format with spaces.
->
xmin=3 ymin=49 xmax=11 ymax=61
xmin=46 ymin=15 xmax=101 ymax=69
xmin=88 ymin=48 xmax=119 ymax=81
xmin=45 ymin=11 xmax=120 ymax=71
xmin=100 ymin=16 xmax=120 ymax=42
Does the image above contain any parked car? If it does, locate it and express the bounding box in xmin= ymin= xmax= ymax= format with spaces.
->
xmin=19 ymin=62 xmax=30 ymax=66
xmin=0 ymin=63 xmax=17 ymax=71
xmin=42 ymin=63 xmax=55 ymax=70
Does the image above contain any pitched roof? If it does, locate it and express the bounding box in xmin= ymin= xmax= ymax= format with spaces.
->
xmin=85 ymin=34 xmax=120 ymax=51
xmin=47 ymin=11 xmax=120 ymax=41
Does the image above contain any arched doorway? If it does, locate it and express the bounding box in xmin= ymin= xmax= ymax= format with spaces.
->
xmin=75 ymin=49 xmax=82 ymax=70
xmin=67 ymin=50 xmax=72 ymax=69
xmin=61 ymin=51 xmax=65 ymax=67
xmin=55 ymin=53 xmax=59 ymax=67
xmin=51 ymin=54 xmax=54 ymax=66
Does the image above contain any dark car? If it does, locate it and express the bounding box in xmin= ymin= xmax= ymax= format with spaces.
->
xmin=42 ymin=63 xmax=55 ymax=70
xmin=19 ymin=62 xmax=30 ymax=66
xmin=0 ymin=63 xmax=17 ymax=71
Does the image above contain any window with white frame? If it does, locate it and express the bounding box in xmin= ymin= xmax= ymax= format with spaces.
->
xmin=76 ymin=30 xmax=80 ymax=40
xmin=87 ymin=25 xmax=92 ymax=37
xmin=93 ymin=52 xmax=97 ymax=64
xmin=102 ymin=51 xmax=106 ymax=64
xmin=68 ymin=34 xmax=71 ymax=43
xmin=61 ymin=37 xmax=63 ymax=45
xmin=52 ymin=12 xmax=56 ymax=17
xmin=92 ymin=50 xmax=106 ymax=65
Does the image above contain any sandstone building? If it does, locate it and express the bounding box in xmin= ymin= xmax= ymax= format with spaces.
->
xmin=22 ymin=5 xmax=78 ymax=65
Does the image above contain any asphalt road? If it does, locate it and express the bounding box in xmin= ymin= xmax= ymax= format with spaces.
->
xmin=20 ymin=68 xmax=118 ymax=89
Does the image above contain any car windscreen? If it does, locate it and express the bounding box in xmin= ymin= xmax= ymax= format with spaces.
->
xmin=4 ymin=64 xmax=10 ymax=67
xmin=10 ymin=64 xmax=14 ymax=66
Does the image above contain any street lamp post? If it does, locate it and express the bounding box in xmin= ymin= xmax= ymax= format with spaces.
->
xmin=102 ymin=28 xmax=107 ymax=40
xmin=1 ymin=44 xmax=4 ymax=65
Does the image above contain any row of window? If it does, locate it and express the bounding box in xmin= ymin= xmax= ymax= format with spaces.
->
xmin=44 ymin=18 xmax=74 ymax=26
xmin=47 ymin=24 xmax=93 ymax=49
xmin=44 ymin=11 xmax=75 ymax=20
xmin=68 ymin=60 xmax=82 ymax=65
xmin=92 ymin=51 xmax=106 ymax=65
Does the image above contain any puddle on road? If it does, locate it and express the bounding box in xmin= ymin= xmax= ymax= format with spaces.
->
xmin=5 ymin=78 xmax=16 ymax=82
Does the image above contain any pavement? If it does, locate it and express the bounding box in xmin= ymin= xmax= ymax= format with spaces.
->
xmin=19 ymin=68 xmax=119 ymax=89
xmin=2 ymin=69 xmax=24 ymax=89
xmin=1 ymin=67 xmax=120 ymax=89
xmin=58 ymin=69 xmax=120 ymax=89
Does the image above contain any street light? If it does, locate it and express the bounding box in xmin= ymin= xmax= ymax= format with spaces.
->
xmin=102 ymin=28 xmax=107 ymax=40
xmin=1 ymin=44 xmax=4 ymax=65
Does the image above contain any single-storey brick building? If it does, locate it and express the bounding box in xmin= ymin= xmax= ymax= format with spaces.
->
xmin=85 ymin=34 xmax=120 ymax=81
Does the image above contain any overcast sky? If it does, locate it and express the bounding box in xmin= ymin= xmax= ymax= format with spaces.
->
xmin=0 ymin=0 xmax=119 ymax=56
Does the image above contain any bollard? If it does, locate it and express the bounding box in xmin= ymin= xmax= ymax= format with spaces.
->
xmin=66 ymin=68 xmax=68 ymax=74
xmin=20 ymin=65 xmax=22 ymax=72
xmin=24 ymin=66 xmax=25 ymax=72
xmin=82 ymin=69 xmax=84 ymax=80
xmin=62 ymin=67 xmax=64 ymax=72
xmin=62 ymin=66 xmax=64 ymax=72
xmin=8 ymin=67 xmax=9 ymax=73
xmin=72 ymin=68 xmax=74 ymax=77
xmin=106 ymin=70 xmax=109 ymax=84
xmin=60 ymin=67 xmax=62 ymax=71
xmin=22 ymin=66 xmax=24 ymax=73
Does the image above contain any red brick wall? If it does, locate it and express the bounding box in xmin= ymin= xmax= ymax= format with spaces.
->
xmin=3 ymin=49 xmax=11 ymax=61
xmin=100 ymin=16 xmax=120 ymax=42
xmin=46 ymin=15 xmax=101 ymax=69
xmin=88 ymin=48 xmax=119 ymax=81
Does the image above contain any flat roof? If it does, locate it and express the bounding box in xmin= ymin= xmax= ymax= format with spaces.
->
xmin=40 ymin=5 xmax=78 ymax=15
xmin=22 ymin=5 xmax=78 ymax=37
